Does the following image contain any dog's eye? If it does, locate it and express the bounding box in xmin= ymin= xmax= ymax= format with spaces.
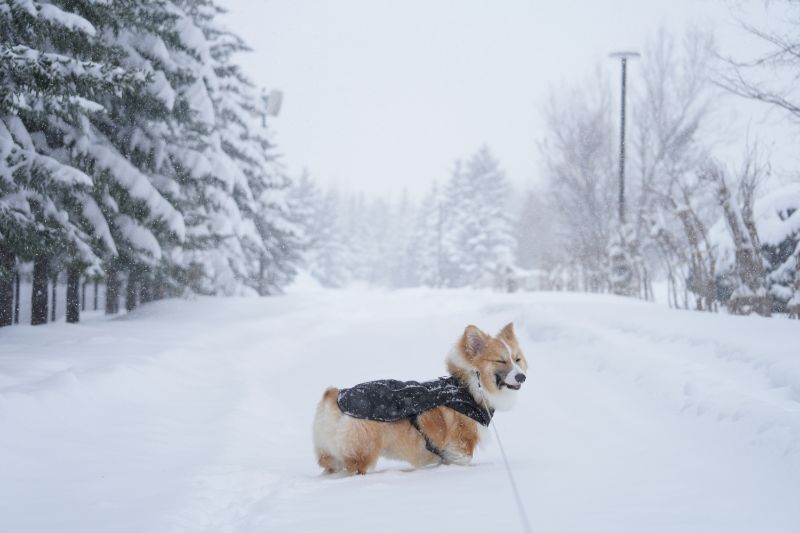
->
xmin=493 ymin=359 xmax=507 ymax=364
xmin=514 ymin=358 xmax=521 ymax=363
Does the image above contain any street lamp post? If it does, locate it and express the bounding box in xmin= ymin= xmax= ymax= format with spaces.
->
xmin=262 ymin=89 xmax=284 ymax=126
xmin=608 ymin=51 xmax=639 ymax=224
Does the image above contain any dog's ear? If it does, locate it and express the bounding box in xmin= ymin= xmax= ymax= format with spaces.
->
xmin=497 ymin=322 xmax=515 ymax=342
xmin=462 ymin=325 xmax=488 ymax=358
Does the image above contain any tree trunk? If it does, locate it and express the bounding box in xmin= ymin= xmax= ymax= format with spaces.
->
xmin=0 ymin=245 xmax=13 ymax=327
xmin=716 ymin=177 xmax=770 ymax=316
xmin=93 ymin=279 xmax=99 ymax=311
xmin=31 ymin=256 xmax=49 ymax=325
xmin=259 ymin=251 xmax=266 ymax=296
xmin=669 ymin=268 xmax=678 ymax=309
xmin=140 ymin=277 xmax=152 ymax=304
xmin=66 ymin=265 xmax=81 ymax=324
xmin=153 ymin=274 xmax=165 ymax=301
xmin=14 ymin=270 xmax=20 ymax=324
xmin=81 ymin=280 xmax=87 ymax=311
xmin=105 ymin=264 xmax=119 ymax=315
xmin=125 ymin=270 xmax=138 ymax=312
xmin=51 ymin=272 xmax=57 ymax=322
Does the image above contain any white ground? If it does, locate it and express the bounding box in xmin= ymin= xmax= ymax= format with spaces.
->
xmin=1 ymin=288 xmax=799 ymax=533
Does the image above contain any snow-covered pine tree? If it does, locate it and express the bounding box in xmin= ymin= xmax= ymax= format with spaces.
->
xmin=3 ymin=0 xmax=301 ymax=324
xmin=382 ymin=191 xmax=416 ymax=288
xmin=340 ymin=193 xmax=371 ymax=282
xmin=735 ymin=181 xmax=800 ymax=315
xmin=79 ymin=0 xmax=191 ymax=311
xmin=189 ymin=0 xmax=300 ymax=295
xmin=439 ymin=160 xmax=469 ymax=287
xmin=789 ymin=244 xmax=800 ymax=318
xmin=408 ymin=182 xmax=445 ymax=287
xmin=363 ymin=197 xmax=394 ymax=285
xmin=307 ymin=189 xmax=349 ymax=288
xmin=386 ymin=191 xmax=416 ymax=288
xmin=286 ymin=170 xmax=318 ymax=272
xmin=138 ymin=0 xmax=251 ymax=297
xmin=0 ymin=0 xmax=170 ymax=323
xmin=443 ymin=146 xmax=516 ymax=288
xmin=250 ymin=167 xmax=302 ymax=294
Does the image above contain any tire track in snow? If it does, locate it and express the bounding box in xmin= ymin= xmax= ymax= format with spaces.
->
xmin=506 ymin=300 xmax=800 ymax=461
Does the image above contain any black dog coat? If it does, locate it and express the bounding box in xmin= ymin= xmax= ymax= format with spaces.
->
xmin=337 ymin=375 xmax=493 ymax=427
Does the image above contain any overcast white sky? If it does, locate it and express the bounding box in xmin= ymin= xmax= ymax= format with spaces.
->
xmin=220 ymin=0 xmax=796 ymax=198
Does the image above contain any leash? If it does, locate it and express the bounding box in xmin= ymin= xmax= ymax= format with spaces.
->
xmin=477 ymin=372 xmax=533 ymax=533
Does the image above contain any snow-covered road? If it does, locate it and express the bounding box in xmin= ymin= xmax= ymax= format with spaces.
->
xmin=1 ymin=290 xmax=799 ymax=533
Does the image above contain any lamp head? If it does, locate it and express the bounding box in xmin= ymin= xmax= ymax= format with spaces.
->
xmin=609 ymin=51 xmax=641 ymax=60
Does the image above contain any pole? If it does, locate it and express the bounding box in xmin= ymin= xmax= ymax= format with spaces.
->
xmin=609 ymin=51 xmax=639 ymax=225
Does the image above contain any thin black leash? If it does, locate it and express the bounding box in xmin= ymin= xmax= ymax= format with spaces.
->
xmin=477 ymin=372 xmax=533 ymax=533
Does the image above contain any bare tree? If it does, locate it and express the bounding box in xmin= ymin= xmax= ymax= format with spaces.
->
xmin=632 ymin=28 xmax=719 ymax=309
xmin=539 ymin=73 xmax=617 ymax=292
xmin=700 ymin=151 xmax=771 ymax=316
xmin=717 ymin=1 xmax=800 ymax=317
xmin=716 ymin=1 xmax=800 ymax=122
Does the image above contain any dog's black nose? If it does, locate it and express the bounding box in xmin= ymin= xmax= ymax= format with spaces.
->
xmin=515 ymin=373 xmax=526 ymax=384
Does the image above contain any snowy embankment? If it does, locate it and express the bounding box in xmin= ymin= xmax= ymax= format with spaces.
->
xmin=1 ymin=289 xmax=798 ymax=533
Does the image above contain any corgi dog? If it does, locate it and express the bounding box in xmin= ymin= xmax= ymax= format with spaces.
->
xmin=312 ymin=322 xmax=527 ymax=475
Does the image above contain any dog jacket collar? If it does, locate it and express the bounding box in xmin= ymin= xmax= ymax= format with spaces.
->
xmin=337 ymin=375 xmax=494 ymax=426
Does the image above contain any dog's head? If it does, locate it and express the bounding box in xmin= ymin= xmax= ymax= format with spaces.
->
xmin=446 ymin=322 xmax=528 ymax=411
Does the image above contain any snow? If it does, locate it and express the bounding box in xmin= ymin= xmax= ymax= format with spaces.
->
xmin=285 ymin=268 xmax=325 ymax=293
xmin=68 ymin=95 xmax=105 ymax=113
xmin=1 ymin=289 xmax=798 ymax=533
xmin=115 ymin=214 xmax=162 ymax=261
xmin=711 ymin=181 xmax=800 ymax=271
xmin=755 ymin=182 xmax=800 ymax=246
xmin=81 ymin=196 xmax=117 ymax=255
xmin=37 ymin=3 xmax=96 ymax=36
xmin=9 ymin=0 xmax=37 ymax=17
xmin=81 ymin=139 xmax=186 ymax=240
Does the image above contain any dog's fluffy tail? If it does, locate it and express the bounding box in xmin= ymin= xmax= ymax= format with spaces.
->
xmin=313 ymin=387 xmax=342 ymax=470
xmin=322 ymin=386 xmax=338 ymax=404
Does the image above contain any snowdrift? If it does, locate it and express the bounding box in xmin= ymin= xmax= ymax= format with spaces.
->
xmin=1 ymin=290 xmax=798 ymax=532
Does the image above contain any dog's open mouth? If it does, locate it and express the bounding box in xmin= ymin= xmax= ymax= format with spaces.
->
xmin=495 ymin=374 xmax=521 ymax=390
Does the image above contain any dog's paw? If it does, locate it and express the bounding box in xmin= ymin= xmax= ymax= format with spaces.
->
xmin=441 ymin=449 xmax=473 ymax=466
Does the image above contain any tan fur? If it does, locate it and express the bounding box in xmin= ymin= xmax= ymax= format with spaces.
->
xmin=312 ymin=322 xmax=526 ymax=474
xmin=448 ymin=322 xmax=528 ymax=398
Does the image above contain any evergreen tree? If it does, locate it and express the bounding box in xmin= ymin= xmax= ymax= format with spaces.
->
xmin=307 ymin=189 xmax=349 ymax=288
xmin=746 ymin=182 xmax=800 ymax=313
xmin=82 ymin=0 xmax=196 ymax=310
xmin=386 ymin=192 xmax=416 ymax=288
xmin=439 ymin=160 xmax=468 ymax=287
xmin=180 ymin=0 xmax=301 ymax=295
xmin=341 ymin=194 xmax=366 ymax=282
xmin=2 ymin=0 xmax=299 ymax=327
xmin=286 ymin=170 xmax=318 ymax=267
xmin=409 ymin=183 xmax=445 ymax=287
xmin=1 ymin=0 xmax=169 ymax=323
xmin=442 ymin=146 xmax=516 ymax=288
